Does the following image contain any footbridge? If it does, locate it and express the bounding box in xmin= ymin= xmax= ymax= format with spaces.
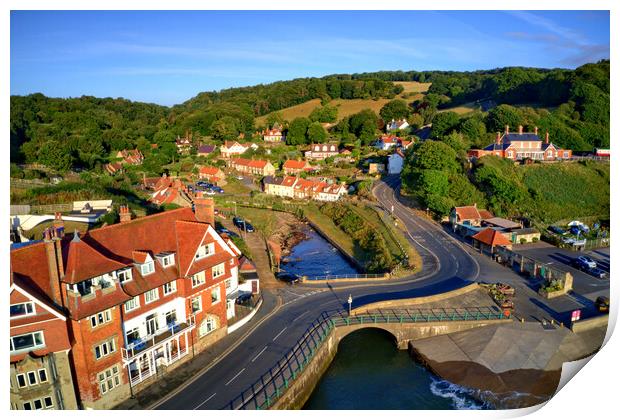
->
xmin=226 ymin=307 xmax=512 ymax=410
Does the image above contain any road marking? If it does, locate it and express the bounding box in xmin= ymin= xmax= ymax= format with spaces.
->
xmin=292 ymin=310 xmax=310 ymax=322
xmin=193 ymin=393 xmax=216 ymax=410
xmin=225 ymin=368 xmax=245 ymax=386
xmin=272 ymin=327 xmax=287 ymax=341
xmin=251 ymin=346 xmax=268 ymax=362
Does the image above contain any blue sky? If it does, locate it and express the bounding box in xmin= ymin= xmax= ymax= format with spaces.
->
xmin=10 ymin=10 xmax=609 ymax=106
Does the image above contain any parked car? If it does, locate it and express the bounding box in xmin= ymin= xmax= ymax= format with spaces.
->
xmin=196 ymin=181 xmax=212 ymax=187
xmin=205 ymin=189 xmax=216 ymax=196
xmin=587 ymin=267 xmax=607 ymax=279
xmin=236 ymin=293 xmax=253 ymax=304
xmin=276 ymin=271 xmax=300 ymax=284
xmin=233 ymin=217 xmax=254 ymax=232
xmin=575 ymin=256 xmax=597 ymax=269
xmin=235 ymin=175 xmax=244 ymax=180
xmin=212 ymin=186 xmax=224 ymax=194
xmin=217 ymin=227 xmax=232 ymax=235
xmin=595 ymin=296 xmax=609 ymax=313
xmin=569 ymin=226 xmax=581 ymax=235
xmin=549 ymin=226 xmax=566 ymax=235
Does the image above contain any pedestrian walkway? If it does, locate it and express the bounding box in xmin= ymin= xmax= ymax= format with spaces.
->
xmin=113 ymin=290 xmax=280 ymax=410
xmin=220 ymin=218 xmax=282 ymax=290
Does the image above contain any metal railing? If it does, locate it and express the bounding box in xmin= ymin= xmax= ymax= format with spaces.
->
xmin=225 ymin=307 xmax=509 ymax=410
xmin=122 ymin=316 xmax=195 ymax=361
xmin=304 ymin=273 xmax=387 ymax=281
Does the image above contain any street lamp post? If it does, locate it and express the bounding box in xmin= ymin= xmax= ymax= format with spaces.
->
xmin=347 ymin=294 xmax=352 ymax=316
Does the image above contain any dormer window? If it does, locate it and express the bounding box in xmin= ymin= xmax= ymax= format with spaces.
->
xmin=195 ymin=243 xmax=215 ymax=260
xmin=10 ymin=302 xmax=35 ymax=318
xmin=140 ymin=261 xmax=155 ymax=276
xmin=118 ymin=268 xmax=133 ymax=283
xmin=156 ymin=252 xmax=175 ymax=268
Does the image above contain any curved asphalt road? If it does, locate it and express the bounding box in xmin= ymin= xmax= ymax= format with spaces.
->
xmin=155 ymin=176 xmax=499 ymax=410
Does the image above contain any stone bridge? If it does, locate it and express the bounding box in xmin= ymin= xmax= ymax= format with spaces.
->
xmin=265 ymin=309 xmax=512 ymax=410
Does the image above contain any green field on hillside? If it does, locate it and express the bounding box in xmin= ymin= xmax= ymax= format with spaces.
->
xmin=520 ymin=161 xmax=610 ymax=223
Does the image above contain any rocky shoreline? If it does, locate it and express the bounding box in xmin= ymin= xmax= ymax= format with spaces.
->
xmin=264 ymin=212 xmax=310 ymax=260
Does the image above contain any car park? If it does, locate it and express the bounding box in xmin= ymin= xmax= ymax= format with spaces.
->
xmin=595 ymin=296 xmax=609 ymax=313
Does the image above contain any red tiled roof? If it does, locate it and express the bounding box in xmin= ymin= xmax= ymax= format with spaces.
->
xmin=199 ymin=166 xmax=221 ymax=176
xmin=455 ymin=206 xmax=481 ymax=221
xmin=283 ymin=160 xmax=308 ymax=170
xmin=64 ymin=239 xmax=128 ymax=284
xmin=471 ymin=228 xmax=512 ymax=247
xmin=478 ymin=210 xmax=495 ymax=219
xmin=231 ymin=158 xmax=269 ymax=169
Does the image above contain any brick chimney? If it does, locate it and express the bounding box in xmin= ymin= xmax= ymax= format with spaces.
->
xmin=52 ymin=212 xmax=65 ymax=238
xmin=518 ymin=125 xmax=523 ymax=134
xmin=119 ymin=205 xmax=132 ymax=223
xmin=194 ymin=196 xmax=215 ymax=226
xmin=43 ymin=228 xmax=64 ymax=307
xmin=534 ymin=126 xmax=538 ymax=135
xmin=505 ymin=125 xmax=510 ymax=134
xmin=496 ymin=132 xmax=501 ymax=145
xmin=545 ymin=131 xmax=550 ymax=144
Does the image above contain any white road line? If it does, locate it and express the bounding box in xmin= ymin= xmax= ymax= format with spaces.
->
xmin=272 ymin=327 xmax=287 ymax=341
xmin=251 ymin=346 xmax=268 ymax=362
xmin=225 ymin=368 xmax=245 ymax=386
xmin=193 ymin=393 xmax=217 ymax=410
xmin=272 ymin=327 xmax=288 ymax=341
xmin=292 ymin=310 xmax=309 ymax=323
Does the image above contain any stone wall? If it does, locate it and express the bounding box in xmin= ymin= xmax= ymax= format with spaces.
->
xmin=270 ymin=329 xmax=338 ymax=410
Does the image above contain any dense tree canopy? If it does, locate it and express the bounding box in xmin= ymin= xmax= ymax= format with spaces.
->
xmin=379 ymin=99 xmax=410 ymax=122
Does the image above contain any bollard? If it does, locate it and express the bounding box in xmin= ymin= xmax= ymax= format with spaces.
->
xmin=521 ymin=317 xmax=524 ymax=323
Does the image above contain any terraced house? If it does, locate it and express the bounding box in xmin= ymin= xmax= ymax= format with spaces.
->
xmin=263 ymin=176 xmax=348 ymax=201
xmin=229 ymin=158 xmax=276 ymax=177
xmin=9 ymin=199 xmax=242 ymax=409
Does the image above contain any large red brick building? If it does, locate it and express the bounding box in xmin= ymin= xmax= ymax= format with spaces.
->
xmin=468 ymin=125 xmax=572 ymax=161
xmin=10 ymin=199 xmax=242 ymax=409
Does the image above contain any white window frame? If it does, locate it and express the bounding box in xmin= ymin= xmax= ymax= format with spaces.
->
xmin=140 ymin=261 xmax=155 ymax=276
xmin=98 ymin=365 xmax=121 ymax=395
xmin=144 ymin=288 xmax=160 ymax=305
xmin=163 ymin=281 xmax=177 ymax=296
xmin=191 ymin=296 xmax=202 ymax=314
xmin=94 ymin=338 xmax=116 ymax=360
xmin=16 ymin=373 xmax=27 ymax=388
xmin=90 ymin=309 xmax=112 ymax=328
xmin=212 ymin=263 xmax=225 ymax=279
xmin=191 ymin=271 xmax=206 ymax=288
xmin=199 ymin=316 xmax=217 ymax=337
xmin=27 ymin=370 xmax=38 ymax=386
xmin=38 ymin=368 xmax=48 ymax=384
xmin=10 ymin=331 xmax=45 ymax=353
xmin=117 ymin=268 xmax=133 ymax=283
xmin=195 ymin=243 xmax=215 ymax=260
xmin=158 ymin=253 xmax=175 ymax=268
xmin=124 ymin=296 xmax=140 ymax=313
xmin=211 ymin=287 xmax=221 ymax=305
xmin=10 ymin=301 xmax=36 ymax=318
